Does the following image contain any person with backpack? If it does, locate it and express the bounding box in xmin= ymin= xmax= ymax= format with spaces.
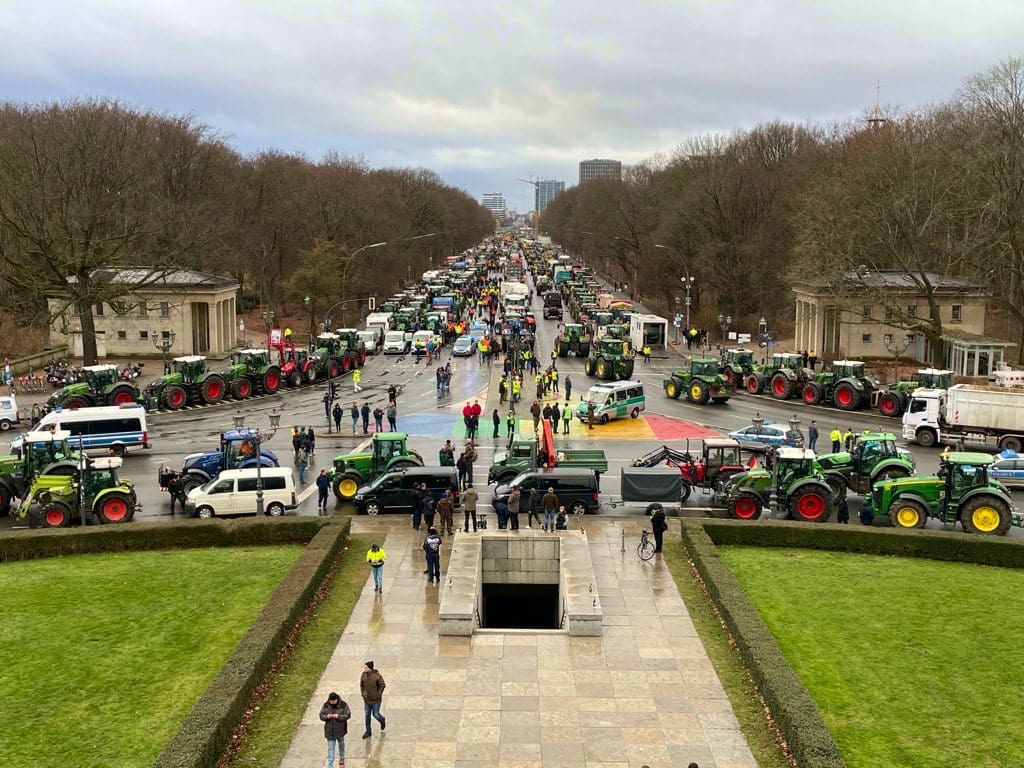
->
xmin=423 ymin=527 xmax=443 ymax=583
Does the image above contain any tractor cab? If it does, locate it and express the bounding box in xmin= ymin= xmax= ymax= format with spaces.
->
xmin=173 ymin=355 xmax=207 ymax=383
xmin=597 ymin=338 xmax=631 ymax=357
xmin=564 ymin=324 xmax=584 ymax=339
xmin=832 ymin=360 xmax=866 ymax=380
xmin=373 ymin=433 xmax=410 ymax=469
xmin=701 ymin=438 xmax=744 ymax=482
xmin=221 ymin=428 xmax=265 ymax=470
xmin=594 ymin=311 xmax=614 ymax=328
xmin=774 ymin=353 xmax=805 ymax=372
xmin=23 ymin=429 xmax=75 ymax=476
xmin=233 ymin=349 xmax=271 ymax=373
xmin=771 ymin=448 xmax=820 ymax=494
xmin=723 ymin=348 xmax=754 ymax=368
xmin=944 ymin=455 xmax=991 ymax=495
xmin=850 ymin=432 xmax=900 ymax=471
xmin=916 ymin=368 xmax=953 ymax=390
xmin=80 ymin=456 xmax=126 ymax=502
xmin=81 ymin=364 xmax=120 ymax=389
xmin=690 ymin=358 xmax=721 ymax=378
xmin=316 ymin=332 xmax=341 ymax=350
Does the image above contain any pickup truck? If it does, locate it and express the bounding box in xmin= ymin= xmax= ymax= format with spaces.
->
xmin=487 ymin=434 xmax=608 ymax=485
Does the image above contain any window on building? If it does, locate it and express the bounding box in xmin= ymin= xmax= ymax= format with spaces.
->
xmin=951 ymin=304 xmax=962 ymax=323
xmin=138 ymin=302 xmax=148 ymax=317
xmin=160 ymin=301 xmax=170 ymax=318
xmin=139 ymin=330 xmax=149 ymax=340
xmin=884 ymin=307 xmax=895 ymax=322
xmin=161 ymin=330 xmax=172 ymax=339
xmin=94 ymin=303 xmax=104 ymax=316
xmin=862 ymin=334 xmax=872 ymax=343
xmin=862 ymin=305 xmax=872 ymax=319
xmin=117 ymin=330 xmax=127 ymax=340
xmin=906 ymin=305 xmax=917 ymax=317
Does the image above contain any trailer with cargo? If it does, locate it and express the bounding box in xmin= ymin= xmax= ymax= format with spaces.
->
xmin=902 ymin=384 xmax=1024 ymax=451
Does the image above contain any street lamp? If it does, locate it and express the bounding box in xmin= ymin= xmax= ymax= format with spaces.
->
xmin=788 ymin=415 xmax=802 ymax=448
xmin=752 ymin=412 xmax=764 ymax=435
xmin=717 ymin=314 xmax=732 ymax=350
xmin=758 ymin=316 xmax=768 ymax=364
xmin=884 ymin=333 xmax=913 ymax=385
xmin=151 ymin=330 xmax=176 ymax=374
xmin=654 ymin=244 xmax=695 ymax=327
xmin=334 ymin=234 xmax=437 ymax=326
xmin=232 ymin=412 xmax=282 ymax=517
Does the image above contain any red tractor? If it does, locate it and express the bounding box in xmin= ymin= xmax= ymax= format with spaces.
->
xmin=631 ymin=438 xmax=758 ymax=501
xmin=270 ymin=340 xmax=317 ymax=387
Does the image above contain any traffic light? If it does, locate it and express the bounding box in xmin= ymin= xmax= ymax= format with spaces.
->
xmin=368 ymin=296 xmax=376 ymax=311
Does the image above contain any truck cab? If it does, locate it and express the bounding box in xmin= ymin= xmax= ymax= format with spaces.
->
xmin=901 ymin=388 xmax=944 ymax=447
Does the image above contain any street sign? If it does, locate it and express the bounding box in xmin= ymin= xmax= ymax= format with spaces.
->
xmin=737 ymin=333 xmax=751 ymax=343
xmin=270 ymin=328 xmax=282 ymax=345
xmin=673 ymin=319 xmax=681 ymax=327
xmin=674 ymin=312 xmax=682 ymax=322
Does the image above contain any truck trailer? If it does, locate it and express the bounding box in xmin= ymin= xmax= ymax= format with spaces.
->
xmin=630 ymin=314 xmax=669 ymax=353
xmin=902 ymin=384 xmax=1024 ymax=452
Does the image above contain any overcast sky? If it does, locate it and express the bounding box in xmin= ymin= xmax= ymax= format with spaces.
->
xmin=2 ymin=1 xmax=1022 ymax=211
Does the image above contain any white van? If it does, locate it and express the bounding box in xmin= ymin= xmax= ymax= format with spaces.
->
xmin=358 ymin=329 xmax=381 ymax=355
xmin=0 ymin=395 xmax=20 ymax=431
xmin=184 ymin=467 xmax=297 ymax=518
xmin=12 ymin=404 xmax=148 ymax=456
xmin=383 ymin=330 xmax=409 ymax=354
xmin=576 ymin=381 xmax=646 ymax=424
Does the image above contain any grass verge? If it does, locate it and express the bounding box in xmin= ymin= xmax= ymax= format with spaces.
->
xmin=661 ymin=542 xmax=792 ymax=768
xmin=719 ymin=547 xmax=1024 ymax=768
xmin=225 ymin=535 xmax=372 ymax=767
xmin=0 ymin=546 xmax=303 ymax=768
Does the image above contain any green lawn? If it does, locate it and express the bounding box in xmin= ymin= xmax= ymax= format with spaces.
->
xmin=719 ymin=547 xmax=1024 ymax=768
xmin=0 ymin=546 xmax=303 ymax=768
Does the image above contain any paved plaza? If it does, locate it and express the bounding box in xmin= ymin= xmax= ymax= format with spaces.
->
xmin=280 ymin=516 xmax=757 ymax=768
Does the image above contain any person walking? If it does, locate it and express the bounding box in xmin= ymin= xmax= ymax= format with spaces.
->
xmin=508 ymin=487 xmax=521 ymax=530
xmin=436 ymin=491 xmax=455 ymax=536
xmin=527 ymin=487 xmax=542 ymax=529
xmin=587 ymin=399 xmax=596 ymax=430
xmin=360 ymin=402 xmax=371 ymax=434
xmin=292 ymin=426 xmax=302 ymax=459
xmin=463 ymin=442 xmax=477 ymax=488
xmin=650 ymin=503 xmax=668 ymax=553
xmin=297 ymin=446 xmax=308 ymax=484
xmin=463 ymin=484 xmax=478 ymax=532
xmin=562 ymin=402 xmax=572 ymax=434
xmin=333 ymin=402 xmax=343 ymax=433
xmin=565 ymin=375 xmax=572 ymax=401
xmin=319 ymin=692 xmax=352 ymax=768
xmin=422 ymin=487 xmax=437 ymax=531
xmin=542 ymin=486 xmax=559 ymax=532
xmin=506 ymin=408 xmax=517 ymax=438
xmin=492 ymin=408 xmax=501 ymax=438
xmin=830 ymin=427 xmax=842 ymax=453
xmin=530 ymin=399 xmax=541 ymax=432
xmin=353 ymin=368 xmax=362 ymax=393
xmin=807 ymin=420 xmax=819 ymax=452
xmin=359 ymin=661 xmax=386 ymax=738
xmin=316 ymin=469 xmax=331 ymax=513
xmin=843 ymin=428 xmax=854 ymax=451
xmin=386 ymin=401 xmax=397 ymax=432
xmin=350 ymin=403 xmax=359 ymax=435
xmin=366 ymin=543 xmax=386 ymax=592
xmin=423 ymin=527 xmax=442 ymax=583
xmin=306 ymin=426 xmax=316 ymax=458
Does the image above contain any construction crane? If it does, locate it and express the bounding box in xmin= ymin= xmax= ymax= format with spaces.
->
xmin=516 ymin=177 xmax=540 ymax=236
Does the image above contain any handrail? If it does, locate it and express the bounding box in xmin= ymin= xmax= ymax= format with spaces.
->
xmin=6 ymin=346 xmax=69 ymax=375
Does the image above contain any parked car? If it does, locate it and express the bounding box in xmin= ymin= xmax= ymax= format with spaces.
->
xmin=382 ymin=330 xmax=409 ymax=355
xmin=492 ymin=468 xmax=601 ymax=515
xmin=469 ymin=321 xmax=489 ymax=342
xmin=354 ymin=467 xmax=461 ymax=515
xmin=358 ymin=330 xmax=380 ymax=355
xmin=452 ymin=335 xmax=474 ymax=357
xmin=728 ymin=420 xmax=804 ymax=450
xmin=989 ymin=450 xmax=1024 ymax=488
xmin=184 ymin=467 xmax=297 ymax=518
xmin=0 ymin=395 xmax=20 ymax=431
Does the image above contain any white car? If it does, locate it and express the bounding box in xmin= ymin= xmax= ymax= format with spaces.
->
xmin=357 ymin=330 xmax=380 ymax=355
xmin=382 ymin=331 xmax=409 ymax=354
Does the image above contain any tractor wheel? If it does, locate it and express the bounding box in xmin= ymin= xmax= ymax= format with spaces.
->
xmin=163 ymin=385 xmax=187 ymax=410
xmin=108 ymin=385 xmax=137 ymax=406
xmin=0 ymin=485 xmax=11 ymax=516
xmin=97 ymin=492 xmax=134 ymax=524
xmin=688 ymin=379 xmax=709 ymax=405
xmin=180 ymin=475 xmax=205 ymax=496
xmin=556 ymin=340 xmax=568 ymax=357
xmin=41 ymin=500 xmax=73 ymax=528
xmin=201 ymin=375 xmax=226 ymax=404
xmin=998 ymin=435 xmax=1024 ymax=453
xmin=664 ymin=376 xmax=683 ymax=399
xmin=288 ymin=370 xmax=302 ymax=388
xmin=770 ymin=372 xmax=793 ymax=400
xmin=584 ymin=358 xmax=596 ymax=377
xmin=334 ymin=473 xmax=362 ymax=501
xmin=802 ymin=382 xmax=824 ymax=405
xmin=747 ymin=372 xmax=765 ymax=395
xmin=231 ymin=377 xmax=253 ymax=400
xmin=834 ymin=382 xmax=861 ymax=410
xmin=788 ymin=486 xmax=831 ymax=522
xmin=722 ymin=366 xmax=737 ymax=386
xmin=304 ymin=365 xmax=317 ymax=385
xmin=579 ymin=342 xmax=590 ymax=358
xmin=824 ymin=475 xmax=846 ymax=501
xmin=890 ymin=498 xmax=928 ymax=529
xmin=340 ymin=356 xmax=352 ymax=373
xmin=328 ymin=359 xmax=340 ymax=379
xmin=620 ymin=360 xmax=634 ymax=379
xmin=878 ymin=391 xmax=904 ymax=418
xmin=679 ymin=481 xmax=692 ymax=503
xmin=66 ymin=395 xmax=91 ymax=409
xmin=596 ymin=357 xmax=610 ymax=379
xmin=960 ymin=496 xmax=1012 ymax=535
xmin=262 ymin=367 xmax=282 ymax=394
xmin=729 ymin=492 xmax=762 ymax=520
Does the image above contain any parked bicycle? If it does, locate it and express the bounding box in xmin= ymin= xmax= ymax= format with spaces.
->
xmin=637 ymin=529 xmax=656 ymax=561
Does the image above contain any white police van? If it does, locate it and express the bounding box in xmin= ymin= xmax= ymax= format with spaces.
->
xmin=11 ymin=404 xmax=148 ymax=457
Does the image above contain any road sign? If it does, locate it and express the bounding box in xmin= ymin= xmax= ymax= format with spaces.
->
xmin=270 ymin=328 xmax=283 ymax=345
xmin=737 ymin=333 xmax=751 ymax=343
xmin=673 ymin=319 xmax=681 ymax=327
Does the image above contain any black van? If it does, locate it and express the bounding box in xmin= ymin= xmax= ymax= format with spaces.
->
xmin=492 ymin=468 xmax=600 ymax=515
xmin=354 ymin=467 xmax=461 ymax=516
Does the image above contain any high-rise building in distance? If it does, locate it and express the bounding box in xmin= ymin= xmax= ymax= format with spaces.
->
xmin=481 ymin=193 xmax=508 ymax=224
xmin=579 ymin=159 xmax=622 ymax=184
xmin=536 ymin=180 xmax=565 ymax=215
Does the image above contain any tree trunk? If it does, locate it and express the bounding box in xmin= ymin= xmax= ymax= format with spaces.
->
xmin=76 ymin=298 xmax=99 ymax=365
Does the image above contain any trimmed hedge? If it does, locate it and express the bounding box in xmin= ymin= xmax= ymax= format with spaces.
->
xmin=0 ymin=516 xmax=332 ymax=563
xmin=681 ymin=520 xmax=846 ymax=768
xmin=153 ymin=517 xmax=351 ymax=768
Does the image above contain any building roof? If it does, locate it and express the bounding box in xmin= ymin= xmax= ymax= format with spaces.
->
xmin=794 ymin=269 xmax=985 ymax=295
xmin=941 ymin=329 xmax=1015 ymax=347
xmin=69 ymin=268 xmax=238 ymax=291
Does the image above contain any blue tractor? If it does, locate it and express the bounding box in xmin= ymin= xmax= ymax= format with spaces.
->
xmin=158 ymin=429 xmax=280 ymax=505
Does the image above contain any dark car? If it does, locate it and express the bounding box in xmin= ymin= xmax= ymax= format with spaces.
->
xmin=492 ymin=468 xmax=600 ymax=515
xmin=354 ymin=467 xmax=460 ymax=515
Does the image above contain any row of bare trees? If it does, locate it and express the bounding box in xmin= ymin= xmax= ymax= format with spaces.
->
xmin=0 ymin=99 xmax=494 ymax=362
xmin=543 ymin=56 xmax=1024 ymax=361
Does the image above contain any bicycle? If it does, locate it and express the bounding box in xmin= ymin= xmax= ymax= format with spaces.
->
xmin=637 ymin=529 xmax=656 ymax=561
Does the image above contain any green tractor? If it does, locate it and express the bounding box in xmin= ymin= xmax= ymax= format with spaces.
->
xmin=720 ymin=348 xmax=755 ymax=390
xmin=311 ymin=333 xmax=344 ymax=380
xmin=143 ymin=355 xmax=227 ymax=410
xmin=876 ymin=368 xmax=954 ymax=418
xmin=224 ymin=349 xmax=283 ymax=397
xmin=0 ymin=429 xmax=83 ymax=516
xmin=801 ymin=360 xmax=878 ymax=411
xmin=862 ymin=452 xmax=1022 ymax=534
xmin=47 ymin=364 xmax=142 ymax=409
xmin=719 ymin=447 xmax=836 ymax=522
xmin=749 ymin=352 xmax=810 ymax=399
xmin=555 ymin=323 xmax=592 ymax=358
xmin=329 ymin=432 xmax=424 ymax=501
xmin=663 ymin=358 xmax=734 ymax=404
xmin=584 ymin=338 xmax=635 ymax=381
xmin=19 ymin=453 xmax=138 ymax=528
xmin=815 ymin=432 xmax=915 ymax=498
xmin=333 ymin=328 xmax=367 ymax=371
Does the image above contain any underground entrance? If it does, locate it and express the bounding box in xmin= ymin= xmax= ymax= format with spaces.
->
xmin=480 ymin=583 xmax=559 ymax=629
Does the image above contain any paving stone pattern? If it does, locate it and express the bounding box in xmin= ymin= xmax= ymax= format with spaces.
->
xmin=279 ymin=516 xmax=756 ymax=768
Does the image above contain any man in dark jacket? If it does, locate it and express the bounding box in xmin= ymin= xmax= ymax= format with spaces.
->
xmin=423 ymin=527 xmax=443 ymax=583
xmin=436 ymin=491 xmax=455 ymax=536
xmin=360 ymin=402 xmax=371 ymax=434
xmin=319 ymin=691 xmax=352 ymax=768
xmin=411 ymin=484 xmax=424 ymax=531
xmin=316 ymin=469 xmax=331 ymax=513
xmin=649 ymin=503 xmax=669 ymax=553
xmin=359 ymin=661 xmax=387 ymax=739
xmin=507 ymin=487 xmax=521 ymax=530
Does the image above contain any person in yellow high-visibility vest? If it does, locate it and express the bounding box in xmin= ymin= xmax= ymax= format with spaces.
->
xmin=829 ymin=427 xmax=841 ymax=453
xmin=366 ymin=544 xmax=386 ymax=592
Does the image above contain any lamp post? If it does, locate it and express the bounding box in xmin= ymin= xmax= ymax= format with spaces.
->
xmin=151 ymin=330 xmax=176 ymax=375
xmin=717 ymin=314 xmax=732 ymax=350
xmin=758 ymin=316 xmax=768 ymax=364
xmin=788 ymin=415 xmax=802 ymax=448
xmin=232 ymin=412 xmax=282 ymax=517
xmin=335 ymin=234 xmax=436 ymax=326
xmin=752 ymin=412 xmax=764 ymax=437
xmin=304 ymin=295 xmax=314 ymax=348
xmin=884 ymin=333 xmax=912 ymax=385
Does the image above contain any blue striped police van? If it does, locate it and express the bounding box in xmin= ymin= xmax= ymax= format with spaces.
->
xmin=11 ymin=404 xmax=148 ymax=457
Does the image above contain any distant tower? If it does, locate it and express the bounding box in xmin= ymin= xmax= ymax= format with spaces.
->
xmin=866 ymin=81 xmax=887 ymax=129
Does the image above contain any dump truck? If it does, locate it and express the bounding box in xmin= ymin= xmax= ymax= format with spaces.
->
xmin=902 ymin=384 xmax=1024 ymax=451
xmin=487 ymin=434 xmax=608 ymax=486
